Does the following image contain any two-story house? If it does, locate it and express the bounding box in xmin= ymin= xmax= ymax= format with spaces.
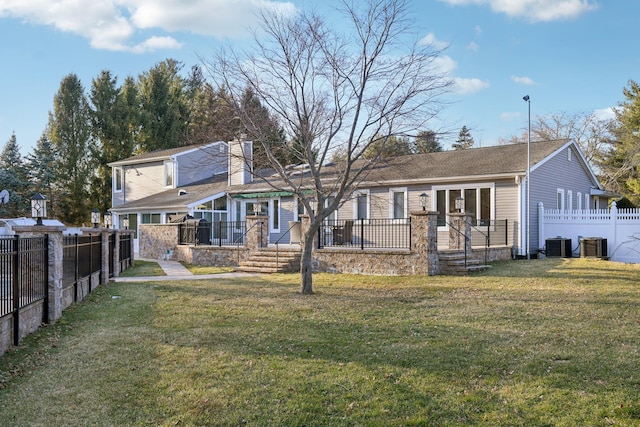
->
xmin=109 ymin=137 xmax=611 ymax=256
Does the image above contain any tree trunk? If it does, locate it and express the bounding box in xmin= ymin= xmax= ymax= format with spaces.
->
xmin=299 ymin=230 xmax=315 ymax=294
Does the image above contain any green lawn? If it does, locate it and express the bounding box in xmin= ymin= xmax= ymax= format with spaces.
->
xmin=0 ymin=258 xmax=639 ymax=426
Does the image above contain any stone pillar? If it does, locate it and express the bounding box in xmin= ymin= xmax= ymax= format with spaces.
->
xmin=12 ymin=225 xmax=65 ymax=323
xmin=246 ymin=215 xmax=268 ymax=250
xmin=101 ymin=229 xmax=110 ymax=285
xmin=112 ymin=231 xmax=121 ymax=278
xmin=449 ymin=212 xmax=472 ymax=253
xmin=410 ymin=210 xmax=440 ymax=275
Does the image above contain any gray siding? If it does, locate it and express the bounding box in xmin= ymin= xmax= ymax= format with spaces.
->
xmin=116 ymin=162 xmax=165 ymax=205
xmin=530 ymin=145 xmax=597 ymax=251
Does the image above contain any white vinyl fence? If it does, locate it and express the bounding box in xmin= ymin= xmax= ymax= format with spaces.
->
xmin=539 ymin=201 xmax=640 ymax=263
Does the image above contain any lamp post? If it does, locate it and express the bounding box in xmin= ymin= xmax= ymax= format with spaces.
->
xmin=122 ymin=216 xmax=129 ymax=230
xmin=104 ymin=211 xmax=112 ymax=228
xmin=91 ymin=208 xmax=101 ymax=228
xmin=523 ymin=95 xmax=531 ymax=259
xmin=30 ymin=193 xmax=47 ymax=225
xmin=455 ymin=195 xmax=465 ymax=213
xmin=419 ymin=193 xmax=429 ymax=211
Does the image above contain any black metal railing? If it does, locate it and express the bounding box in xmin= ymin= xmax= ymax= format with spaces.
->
xmin=319 ymin=218 xmax=411 ymax=250
xmin=119 ymin=233 xmax=132 ymax=270
xmin=468 ymin=219 xmax=509 ymax=247
xmin=179 ymin=221 xmax=247 ymax=246
xmin=63 ymin=234 xmax=102 ymax=300
xmin=0 ymin=235 xmax=48 ymax=344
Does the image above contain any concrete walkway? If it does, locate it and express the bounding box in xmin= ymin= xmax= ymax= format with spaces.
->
xmin=112 ymin=259 xmax=259 ymax=282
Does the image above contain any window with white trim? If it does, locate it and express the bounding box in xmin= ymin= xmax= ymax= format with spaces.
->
xmin=567 ymin=190 xmax=573 ymax=211
xmin=585 ymin=193 xmax=590 ymax=210
xmin=577 ymin=192 xmax=582 ymax=210
xmin=164 ymin=160 xmax=175 ymax=187
xmin=390 ymin=188 xmax=407 ymax=219
xmin=114 ymin=167 xmax=123 ymax=192
xmin=354 ymin=190 xmax=369 ymax=220
xmin=271 ymin=199 xmax=280 ymax=231
xmin=557 ymin=189 xmax=565 ymax=210
xmin=435 ymin=185 xmax=494 ymax=225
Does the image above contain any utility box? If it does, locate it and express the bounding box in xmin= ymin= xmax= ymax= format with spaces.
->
xmin=580 ymin=237 xmax=608 ymax=259
xmin=546 ymin=238 xmax=572 ymax=258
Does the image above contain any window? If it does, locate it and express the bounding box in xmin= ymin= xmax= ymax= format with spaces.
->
xmin=271 ymin=199 xmax=280 ymax=231
xmin=355 ymin=191 xmax=369 ymax=220
xmin=390 ymin=189 xmax=407 ymax=219
xmin=557 ymin=189 xmax=565 ymax=210
xmin=114 ymin=167 xmax=123 ymax=192
xmin=326 ymin=196 xmax=337 ymax=223
xmin=568 ymin=148 xmax=572 ymax=162
xmin=164 ymin=161 xmax=174 ymax=187
xmin=435 ymin=185 xmax=494 ymax=225
xmin=141 ymin=213 xmax=161 ymax=224
xmin=585 ymin=194 xmax=590 ymax=210
xmin=567 ymin=190 xmax=573 ymax=211
xmin=577 ymin=192 xmax=582 ymax=210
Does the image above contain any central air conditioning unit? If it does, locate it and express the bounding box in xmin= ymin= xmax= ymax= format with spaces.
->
xmin=546 ymin=238 xmax=572 ymax=258
xmin=580 ymin=237 xmax=608 ymax=259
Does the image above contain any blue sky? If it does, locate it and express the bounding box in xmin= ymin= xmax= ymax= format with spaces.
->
xmin=0 ymin=0 xmax=636 ymax=155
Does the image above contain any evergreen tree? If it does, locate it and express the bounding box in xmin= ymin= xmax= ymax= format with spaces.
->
xmin=452 ymin=125 xmax=474 ymax=150
xmin=0 ymin=133 xmax=30 ymax=217
xmin=48 ymin=73 xmax=93 ymax=225
xmin=601 ymin=80 xmax=640 ymax=204
xmin=89 ymin=70 xmax=137 ymax=214
xmin=25 ymin=132 xmax=58 ymax=218
xmin=415 ymin=130 xmax=443 ymax=153
xmin=363 ymin=135 xmax=413 ymax=159
xmin=137 ymin=59 xmax=189 ymax=152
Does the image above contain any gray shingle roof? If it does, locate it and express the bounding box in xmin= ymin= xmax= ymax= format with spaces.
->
xmin=112 ymin=139 xmax=572 ymax=211
xmin=108 ymin=142 xmax=225 ymax=167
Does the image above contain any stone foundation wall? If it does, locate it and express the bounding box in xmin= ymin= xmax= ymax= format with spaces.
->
xmin=174 ymin=245 xmax=250 ymax=266
xmin=313 ymin=249 xmax=428 ymax=275
xmin=139 ymin=224 xmax=180 ymax=260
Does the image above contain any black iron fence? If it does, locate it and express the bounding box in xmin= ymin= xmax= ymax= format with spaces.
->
xmin=468 ymin=219 xmax=509 ymax=247
xmin=63 ymin=234 xmax=102 ymax=300
xmin=0 ymin=236 xmax=48 ymax=343
xmin=179 ymin=221 xmax=247 ymax=246
xmin=320 ymin=219 xmax=412 ymax=250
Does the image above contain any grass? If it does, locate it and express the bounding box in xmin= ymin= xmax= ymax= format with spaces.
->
xmin=118 ymin=259 xmax=166 ymax=277
xmin=180 ymin=262 xmax=235 ymax=275
xmin=0 ymin=258 xmax=639 ymax=426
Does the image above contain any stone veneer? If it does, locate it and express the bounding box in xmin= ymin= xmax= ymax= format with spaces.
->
xmin=140 ymin=210 xmax=513 ymax=276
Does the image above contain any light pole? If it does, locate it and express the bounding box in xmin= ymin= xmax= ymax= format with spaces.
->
xmin=523 ymin=95 xmax=531 ymax=260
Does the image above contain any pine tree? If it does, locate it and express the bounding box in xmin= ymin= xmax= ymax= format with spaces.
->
xmin=137 ymin=59 xmax=189 ymax=152
xmin=48 ymin=73 xmax=93 ymax=225
xmin=25 ymin=132 xmax=58 ymax=218
xmin=0 ymin=133 xmax=30 ymax=217
xmin=601 ymin=80 xmax=640 ymax=204
xmin=415 ymin=130 xmax=443 ymax=153
xmin=452 ymin=126 xmax=474 ymax=150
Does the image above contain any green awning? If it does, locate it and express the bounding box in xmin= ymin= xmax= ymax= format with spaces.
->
xmin=233 ymin=191 xmax=295 ymax=199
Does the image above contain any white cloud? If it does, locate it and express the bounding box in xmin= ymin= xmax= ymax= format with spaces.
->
xmin=437 ymin=0 xmax=598 ymax=22
xmin=454 ymin=77 xmax=490 ymax=94
xmin=467 ymin=41 xmax=480 ymax=52
xmin=433 ymin=55 xmax=458 ymax=75
xmin=418 ymin=32 xmax=449 ymax=50
xmin=512 ymin=75 xmax=536 ymax=85
xmin=593 ymin=107 xmax=616 ymax=121
xmin=0 ymin=0 xmax=297 ymax=53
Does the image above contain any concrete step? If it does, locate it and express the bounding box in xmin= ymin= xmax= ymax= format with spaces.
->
xmin=238 ymin=249 xmax=301 ymax=273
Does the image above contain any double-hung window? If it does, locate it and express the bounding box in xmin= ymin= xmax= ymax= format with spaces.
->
xmin=390 ymin=188 xmax=407 ymax=220
xmin=114 ymin=167 xmax=123 ymax=192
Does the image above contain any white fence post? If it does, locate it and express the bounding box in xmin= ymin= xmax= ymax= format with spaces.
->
xmin=538 ymin=202 xmax=545 ymax=252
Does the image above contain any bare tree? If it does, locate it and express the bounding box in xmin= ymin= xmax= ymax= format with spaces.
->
xmin=208 ymin=0 xmax=451 ymax=294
